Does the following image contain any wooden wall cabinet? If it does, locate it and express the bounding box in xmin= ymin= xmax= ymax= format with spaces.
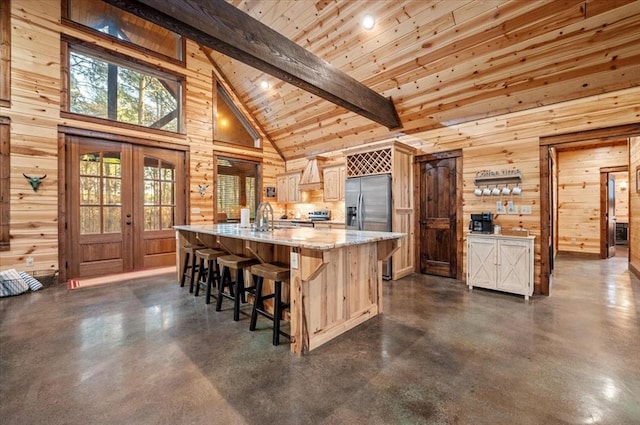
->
xmin=323 ymin=165 xmax=346 ymax=202
xmin=276 ymin=171 xmax=301 ymax=203
xmin=466 ymin=234 xmax=534 ymax=300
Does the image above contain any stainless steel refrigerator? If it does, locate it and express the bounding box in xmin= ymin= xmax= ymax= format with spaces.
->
xmin=345 ymin=174 xmax=393 ymax=279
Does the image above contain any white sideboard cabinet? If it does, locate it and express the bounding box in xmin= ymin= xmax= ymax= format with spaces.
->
xmin=466 ymin=234 xmax=534 ymax=300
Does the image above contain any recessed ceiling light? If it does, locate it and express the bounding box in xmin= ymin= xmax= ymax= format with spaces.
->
xmin=260 ymin=80 xmax=270 ymax=89
xmin=362 ymin=14 xmax=375 ymax=30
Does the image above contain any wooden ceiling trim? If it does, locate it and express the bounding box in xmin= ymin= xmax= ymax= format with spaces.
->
xmin=104 ymin=0 xmax=402 ymax=130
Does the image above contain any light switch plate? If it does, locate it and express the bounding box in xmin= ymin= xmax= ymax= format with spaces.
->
xmin=521 ymin=205 xmax=532 ymax=215
xmin=290 ymin=252 xmax=299 ymax=269
xmin=191 ymin=207 xmax=201 ymax=214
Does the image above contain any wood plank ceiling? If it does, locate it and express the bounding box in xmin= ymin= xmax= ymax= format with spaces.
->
xmin=203 ymin=0 xmax=640 ymax=159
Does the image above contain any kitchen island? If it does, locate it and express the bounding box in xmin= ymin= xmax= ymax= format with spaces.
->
xmin=174 ymin=224 xmax=404 ymax=354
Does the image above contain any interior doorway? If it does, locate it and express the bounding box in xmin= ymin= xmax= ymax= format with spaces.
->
xmin=600 ymin=167 xmax=629 ymax=259
xmin=539 ymin=124 xmax=640 ymax=295
xmin=61 ymin=129 xmax=187 ymax=280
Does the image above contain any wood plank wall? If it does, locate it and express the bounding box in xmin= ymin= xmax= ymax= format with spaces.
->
xmin=3 ymin=0 xmax=640 ymax=292
xmin=556 ymin=143 xmax=628 ymax=254
xmin=400 ymin=86 xmax=640 ymax=294
xmin=1 ymin=0 xmax=284 ymax=274
xmin=630 ymin=137 xmax=640 ymax=279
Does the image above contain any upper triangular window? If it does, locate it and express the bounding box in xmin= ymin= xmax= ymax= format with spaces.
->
xmin=215 ymin=84 xmax=261 ymax=149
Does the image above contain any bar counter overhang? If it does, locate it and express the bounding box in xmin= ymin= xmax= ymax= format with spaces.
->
xmin=174 ymin=224 xmax=405 ymax=355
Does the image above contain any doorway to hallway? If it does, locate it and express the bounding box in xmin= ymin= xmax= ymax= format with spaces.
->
xmin=540 ymin=124 xmax=640 ymax=295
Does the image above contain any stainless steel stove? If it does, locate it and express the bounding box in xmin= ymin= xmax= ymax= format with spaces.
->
xmin=308 ymin=210 xmax=331 ymax=221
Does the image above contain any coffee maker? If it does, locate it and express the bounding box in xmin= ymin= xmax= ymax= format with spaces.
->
xmin=470 ymin=212 xmax=494 ymax=233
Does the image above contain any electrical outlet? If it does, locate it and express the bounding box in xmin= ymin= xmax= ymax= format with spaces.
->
xmin=496 ymin=202 xmax=506 ymax=214
xmin=290 ymin=252 xmax=299 ymax=269
xmin=26 ymin=256 xmax=34 ymax=267
xmin=507 ymin=201 xmax=518 ymax=214
xmin=521 ymin=205 xmax=532 ymax=215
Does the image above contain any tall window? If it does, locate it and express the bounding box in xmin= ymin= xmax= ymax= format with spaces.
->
xmin=215 ymin=84 xmax=260 ymax=148
xmin=143 ymin=157 xmax=176 ymax=231
xmin=67 ymin=45 xmax=183 ymax=133
xmin=0 ymin=0 xmax=10 ymax=106
xmin=216 ymin=156 xmax=260 ymax=220
xmin=65 ymin=0 xmax=184 ymax=63
xmin=79 ymin=151 xmax=122 ymax=235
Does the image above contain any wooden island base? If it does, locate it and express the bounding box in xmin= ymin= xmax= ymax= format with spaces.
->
xmin=175 ymin=225 xmax=403 ymax=355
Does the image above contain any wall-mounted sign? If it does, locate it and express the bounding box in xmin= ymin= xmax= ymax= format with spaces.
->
xmin=265 ymin=186 xmax=276 ymax=198
xmin=474 ymin=168 xmax=523 ymax=186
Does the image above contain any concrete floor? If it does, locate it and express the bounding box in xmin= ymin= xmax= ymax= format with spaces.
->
xmin=1 ymin=251 xmax=639 ymax=425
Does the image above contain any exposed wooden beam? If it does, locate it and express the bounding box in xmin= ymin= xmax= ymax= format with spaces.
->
xmin=103 ymin=0 xmax=402 ymax=130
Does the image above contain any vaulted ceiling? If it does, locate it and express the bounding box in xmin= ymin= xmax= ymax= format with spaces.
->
xmin=204 ymin=0 xmax=639 ymax=160
xmin=119 ymin=0 xmax=640 ymax=160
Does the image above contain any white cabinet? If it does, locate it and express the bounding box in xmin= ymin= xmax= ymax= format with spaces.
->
xmin=276 ymin=171 xmax=301 ymax=203
xmin=467 ymin=234 xmax=534 ymax=300
xmin=323 ymin=165 xmax=346 ymax=202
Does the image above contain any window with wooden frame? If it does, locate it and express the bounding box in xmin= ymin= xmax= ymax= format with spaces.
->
xmin=62 ymin=0 xmax=185 ymax=65
xmin=0 ymin=0 xmax=10 ymax=106
xmin=0 ymin=117 xmax=9 ymax=251
xmin=214 ymin=154 xmax=261 ymax=222
xmin=62 ymin=38 xmax=185 ymax=135
xmin=214 ymin=83 xmax=261 ymax=149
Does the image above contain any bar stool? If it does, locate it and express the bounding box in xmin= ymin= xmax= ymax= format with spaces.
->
xmin=216 ymin=255 xmax=259 ymax=321
xmin=194 ymin=248 xmax=225 ymax=304
xmin=248 ymin=262 xmax=291 ymax=346
xmin=180 ymin=244 xmax=205 ymax=293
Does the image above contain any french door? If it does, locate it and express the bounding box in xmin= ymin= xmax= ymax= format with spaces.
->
xmin=66 ymin=135 xmax=186 ymax=279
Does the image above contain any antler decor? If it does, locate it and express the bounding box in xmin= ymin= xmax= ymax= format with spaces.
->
xmin=23 ymin=174 xmax=47 ymax=192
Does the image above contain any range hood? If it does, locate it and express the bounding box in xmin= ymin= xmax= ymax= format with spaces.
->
xmin=298 ymin=156 xmax=326 ymax=191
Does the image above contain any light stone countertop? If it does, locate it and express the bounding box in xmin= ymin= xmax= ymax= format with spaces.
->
xmin=174 ymin=224 xmax=404 ymax=250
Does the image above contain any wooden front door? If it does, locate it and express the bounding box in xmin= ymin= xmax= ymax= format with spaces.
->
xmin=416 ymin=151 xmax=462 ymax=278
xmin=66 ymin=135 xmax=185 ymax=279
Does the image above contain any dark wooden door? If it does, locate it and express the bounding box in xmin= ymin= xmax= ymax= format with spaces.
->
xmin=607 ymin=175 xmax=616 ymax=258
xmin=418 ymin=156 xmax=458 ymax=277
xmin=66 ymin=136 xmax=185 ymax=279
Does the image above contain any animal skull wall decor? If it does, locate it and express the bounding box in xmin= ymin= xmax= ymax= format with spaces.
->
xmin=198 ymin=184 xmax=209 ymax=197
xmin=23 ymin=174 xmax=47 ymax=192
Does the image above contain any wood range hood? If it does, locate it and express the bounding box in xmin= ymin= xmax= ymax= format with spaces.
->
xmin=298 ymin=156 xmax=326 ymax=191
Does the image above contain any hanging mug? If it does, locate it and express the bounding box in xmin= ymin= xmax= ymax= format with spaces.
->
xmin=512 ymin=185 xmax=522 ymax=195
xmin=474 ymin=187 xmax=482 ymax=196
xmin=482 ymin=186 xmax=491 ymax=196
xmin=492 ymin=186 xmax=501 ymax=196
xmin=502 ymin=185 xmax=511 ymax=195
